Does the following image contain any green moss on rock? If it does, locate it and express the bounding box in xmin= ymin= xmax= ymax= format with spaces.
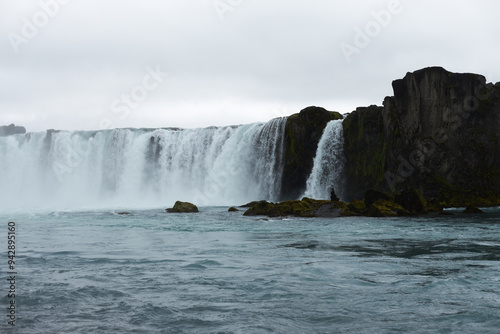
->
xmin=342 ymin=199 xmax=367 ymax=216
xmin=243 ymin=197 xmax=346 ymax=218
xmin=166 ymin=201 xmax=199 ymax=213
xmin=366 ymin=200 xmax=409 ymax=217
xmin=423 ymin=175 xmax=500 ymax=208
xmin=364 ymin=189 xmax=394 ymax=207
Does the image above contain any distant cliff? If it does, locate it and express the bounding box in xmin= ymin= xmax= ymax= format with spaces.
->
xmin=343 ymin=67 xmax=500 ymax=207
xmin=0 ymin=124 xmax=26 ymax=136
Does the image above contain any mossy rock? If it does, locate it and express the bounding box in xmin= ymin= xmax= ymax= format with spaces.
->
xmin=240 ymin=201 xmax=264 ymax=208
xmin=166 ymin=201 xmax=199 ymax=213
xmin=364 ymin=189 xmax=394 ymax=207
xmin=243 ymin=201 xmax=279 ymax=217
xmin=243 ymin=197 xmax=347 ymax=218
xmin=423 ymin=174 xmax=500 ymax=208
xmin=349 ymin=199 xmax=366 ymax=213
xmin=312 ymin=202 xmax=346 ymax=217
xmin=366 ymin=200 xmax=409 ymax=217
xmin=342 ymin=199 xmax=367 ymax=216
xmin=278 ymin=200 xmax=316 ymax=217
xmin=228 ymin=207 xmax=239 ymax=212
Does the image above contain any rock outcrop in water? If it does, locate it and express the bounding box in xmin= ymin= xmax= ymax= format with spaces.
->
xmin=242 ymin=188 xmax=433 ymax=218
xmin=242 ymin=188 xmax=454 ymax=218
xmin=166 ymin=201 xmax=199 ymax=213
xmin=243 ymin=198 xmax=347 ymax=218
xmin=280 ymin=106 xmax=343 ymax=201
xmin=342 ymin=67 xmax=500 ymax=207
xmin=0 ymin=124 xmax=26 ymax=136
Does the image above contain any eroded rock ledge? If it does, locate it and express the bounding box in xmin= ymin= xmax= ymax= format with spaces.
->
xmin=242 ymin=189 xmax=489 ymax=218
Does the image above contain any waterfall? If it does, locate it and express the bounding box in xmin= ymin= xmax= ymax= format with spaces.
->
xmin=303 ymin=119 xmax=346 ymax=201
xmin=0 ymin=118 xmax=287 ymax=210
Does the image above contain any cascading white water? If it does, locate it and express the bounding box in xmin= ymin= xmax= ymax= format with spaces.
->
xmin=303 ymin=119 xmax=346 ymax=201
xmin=0 ymin=118 xmax=287 ymax=210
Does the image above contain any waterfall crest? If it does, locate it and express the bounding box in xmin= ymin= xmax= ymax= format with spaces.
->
xmin=0 ymin=118 xmax=287 ymax=210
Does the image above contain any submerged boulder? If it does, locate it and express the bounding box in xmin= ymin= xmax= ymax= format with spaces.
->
xmin=166 ymin=201 xmax=199 ymax=213
xmin=228 ymin=207 xmax=239 ymax=212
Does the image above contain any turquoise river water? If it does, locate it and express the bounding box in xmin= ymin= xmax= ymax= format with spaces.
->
xmin=1 ymin=207 xmax=500 ymax=333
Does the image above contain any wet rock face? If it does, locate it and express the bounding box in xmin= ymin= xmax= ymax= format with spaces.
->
xmin=387 ymin=67 xmax=500 ymax=205
xmin=343 ymin=67 xmax=500 ymax=206
xmin=391 ymin=67 xmax=493 ymax=144
xmin=342 ymin=105 xmax=387 ymax=200
xmin=280 ymin=106 xmax=343 ymax=201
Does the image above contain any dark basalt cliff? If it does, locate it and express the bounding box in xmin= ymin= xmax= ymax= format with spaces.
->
xmin=280 ymin=106 xmax=343 ymax=200
xmin=244 ymin=67 xmax=500 ymax=218
xmin=343 ymin=67 xmax=500 ymax=207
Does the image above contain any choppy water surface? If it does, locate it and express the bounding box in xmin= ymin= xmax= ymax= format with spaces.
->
xmin=2 ymin=207 xmax=500 ymax=333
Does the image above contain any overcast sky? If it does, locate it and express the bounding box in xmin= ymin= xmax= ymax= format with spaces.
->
xmin=1 ymin=0 xmax=499 ymax=132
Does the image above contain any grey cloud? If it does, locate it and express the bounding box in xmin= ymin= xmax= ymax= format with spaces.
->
xmin=1 ymin=0 xmax=500 ymax=131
